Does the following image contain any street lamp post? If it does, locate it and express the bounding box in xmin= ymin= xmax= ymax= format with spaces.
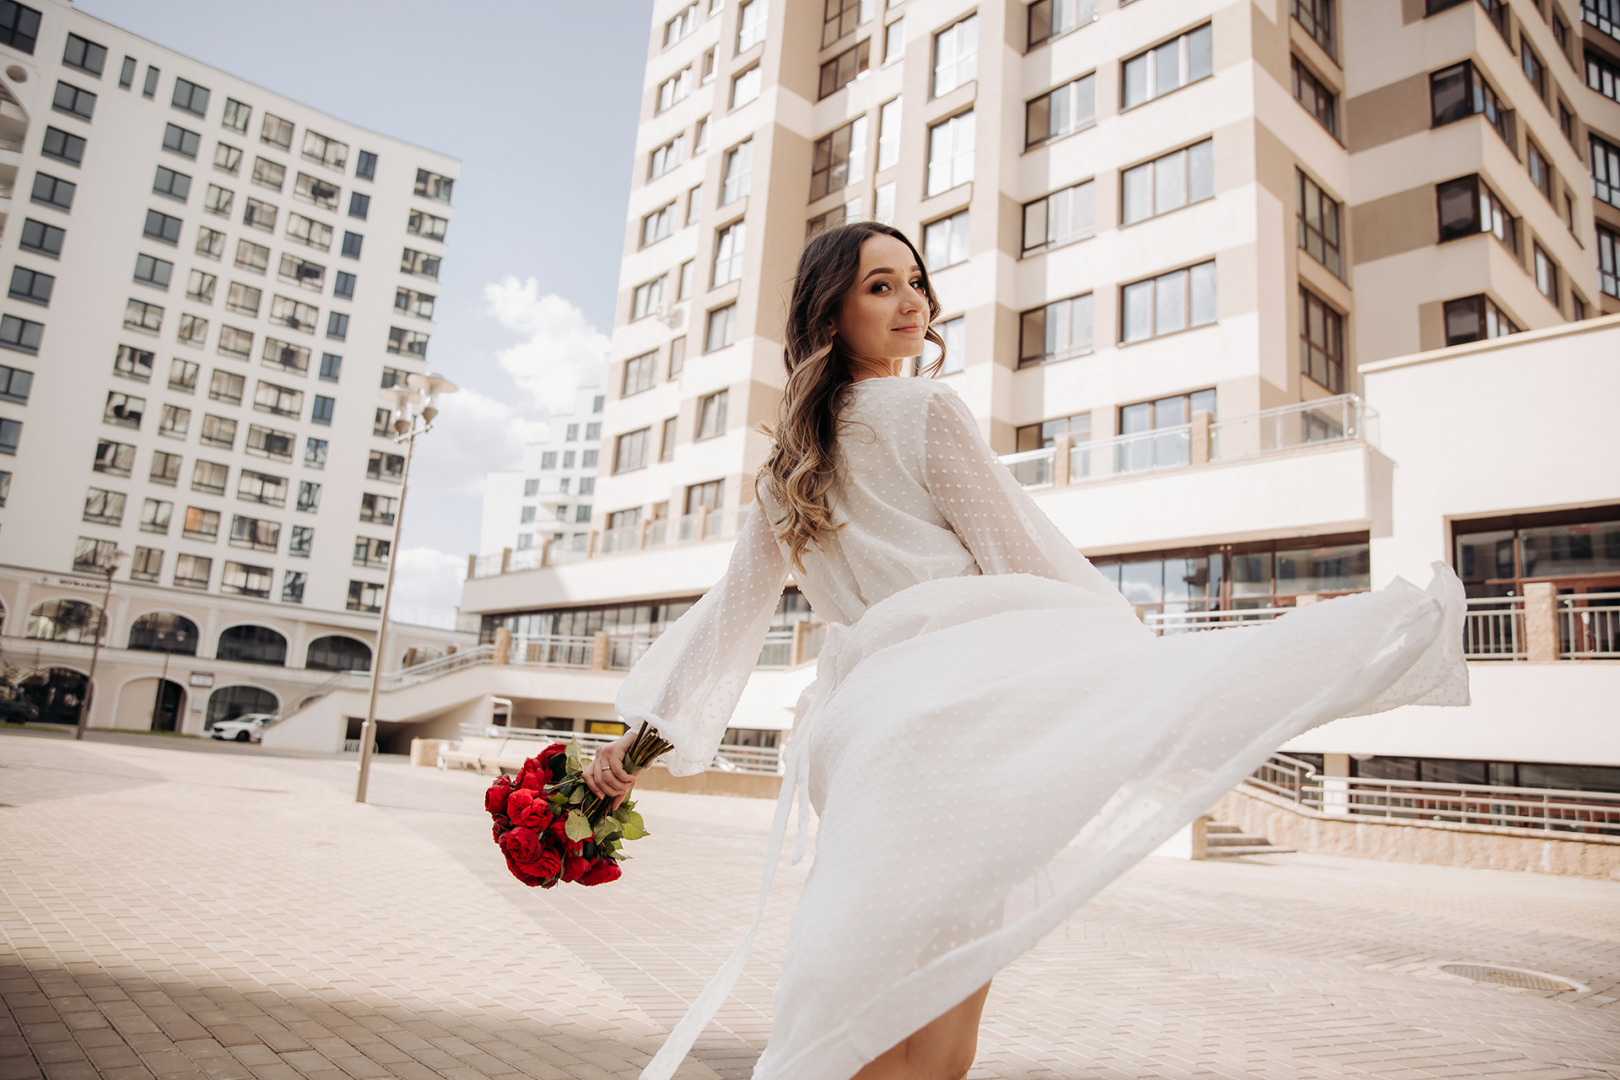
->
xmin=355 ymin=372 xmax=457 ymax=803
xmin=149 ymin=628 xmax=178 ymax=732
xmin=75 ymin=547 xmax=126 ymax=741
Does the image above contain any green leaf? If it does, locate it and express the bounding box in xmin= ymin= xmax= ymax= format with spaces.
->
xmin=565 ymin=738 xmax=584 ymax=775
xmin=565 ymin=809 xmax=593 ymax=842
xmin=567 ymin=784 xmax=585 ymax=805
xmin=592 ymin=816 xmax=619 ymax=842
xmin=618 ymin=811 xmax=647 ymax=842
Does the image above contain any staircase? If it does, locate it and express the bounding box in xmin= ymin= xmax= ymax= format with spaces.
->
xmin=1202 ymin=820 xmax=1294 ymax=858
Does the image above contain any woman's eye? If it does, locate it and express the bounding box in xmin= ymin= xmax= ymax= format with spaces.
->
xmin=871 ymin=282 xmax=890 ymax=293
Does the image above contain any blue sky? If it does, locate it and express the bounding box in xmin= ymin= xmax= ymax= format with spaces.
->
xmin=77 ymin=1 xmax=654 ymax=623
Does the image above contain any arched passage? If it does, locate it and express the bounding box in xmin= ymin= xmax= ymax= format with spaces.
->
xmin=115 ymin=678 xmax=185 ymax=732
xmin=216 ymin=625 xmax=287 ymax=665
xmin=206 ymin=685 xmax=278 ymax=728
xmin=26 ymin=599 xmax=105 ymax=644
xmin=21 ymin=667 xmax=88 ymax=725
xmin=306 ymin=635 xmax=371 ymax=672
xmin=128 ymin=612 xmax=200 ymax=654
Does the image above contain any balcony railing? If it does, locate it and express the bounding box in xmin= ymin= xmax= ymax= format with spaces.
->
xmin=454 ymin=723 xmax=786 ymax=775
xmin=470 ymin=506 xmax=755 ymax=578
xmin=1249 ymin=753 xmax=1620 ymax=838
xmin=1464 ymin=596 xmax=1526 ymax=660
xmin=1209 ymin=395 xmax=1371 ymax=462
xmin=1560 ymin=593 xmax=1620 ymax=659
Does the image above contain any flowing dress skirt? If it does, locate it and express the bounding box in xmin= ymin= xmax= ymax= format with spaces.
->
xmin=642 ymin=563 xmax=1468 ymax=1080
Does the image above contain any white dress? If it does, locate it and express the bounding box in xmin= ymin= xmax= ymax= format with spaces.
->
xmin=618 ymin=376 xmax=1469 ymax=1080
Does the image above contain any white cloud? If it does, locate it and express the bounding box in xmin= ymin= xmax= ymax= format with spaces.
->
xmin=411 ymin=385 xmax=548 ymax=498
xmin=387 ymin=547 xmax=471 ymax=630
xmin=484 ymin=276 xmax=608 ymax=413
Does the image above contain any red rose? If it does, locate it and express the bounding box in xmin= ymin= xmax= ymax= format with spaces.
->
xmin=516 ymin=761 xmax=545 ymax=791
xmin=499 ymin=826 xmax=542 ymax=866
xmin=492 ymin=819 xmax=509 ymax=844
xmin=504 ymin=856 xmax=542 ymax=886
xmin=561 ymin=855 xmax=592 ymax=883
xmin=506 ymin=789 xmax=552 ymax=830
xmin=519 ymin=846 xmax=563 ymax=881
xmin=580 ymin=859 xmax=622 ymax=886
xmin=485 ymin=776 xmax=513 ymax=814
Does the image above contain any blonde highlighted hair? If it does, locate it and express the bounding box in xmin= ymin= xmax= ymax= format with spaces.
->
xmin=757 ymin=222 xmax=945 ymax=572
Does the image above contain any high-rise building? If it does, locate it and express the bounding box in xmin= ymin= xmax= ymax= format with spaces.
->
xmin=0 ymin=0 xmax=471 ymax=734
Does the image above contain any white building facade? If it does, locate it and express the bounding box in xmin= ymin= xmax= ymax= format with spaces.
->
xmin=0 ymin=0 xmax=471 ymax=735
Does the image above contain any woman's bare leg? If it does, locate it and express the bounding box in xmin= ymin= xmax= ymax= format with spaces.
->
xmin=849 ymin=981 xmax=992 ymax=1080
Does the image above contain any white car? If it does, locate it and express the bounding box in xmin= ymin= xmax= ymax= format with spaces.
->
xmin=209 ymin=713 xmax=275 ymax=743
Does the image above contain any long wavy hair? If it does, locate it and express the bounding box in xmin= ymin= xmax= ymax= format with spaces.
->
xmin=757 ymin=222 xmax=945 ymax=572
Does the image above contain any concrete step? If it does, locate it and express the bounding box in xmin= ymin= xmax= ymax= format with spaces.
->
xmin=1207 ymin=823 xmax=1244 ymax=834
xmin=1201 ymin=819 xmax=1295 ymax=858
xmin=1207 ymin=832 xmax=1275 ymax=847
xmin=1205 ymin=843 xmax=1297 ymax=857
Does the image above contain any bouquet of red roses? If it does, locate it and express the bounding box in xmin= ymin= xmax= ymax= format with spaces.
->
xmin=485 ymin=722 xmax=671 ymax=888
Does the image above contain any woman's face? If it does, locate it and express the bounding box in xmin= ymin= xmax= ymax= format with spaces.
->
xmin=831 ymin=234 xmax=929 ymax=377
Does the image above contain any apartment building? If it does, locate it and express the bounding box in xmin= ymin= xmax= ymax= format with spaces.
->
xmin=475 ymin=378 xmax=607 ymax=573
xmin=0 ymin=0 xmax=471 ymax=734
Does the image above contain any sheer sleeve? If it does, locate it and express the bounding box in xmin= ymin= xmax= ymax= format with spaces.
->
xmin=615 ymin=501 xmax=790 ymax=776
xmin=923 ymin=384 xmax=1132 ymax=608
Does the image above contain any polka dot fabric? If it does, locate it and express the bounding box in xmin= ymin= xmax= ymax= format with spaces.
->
xmin=622 ymin=376 xmax=1470 ymax=1080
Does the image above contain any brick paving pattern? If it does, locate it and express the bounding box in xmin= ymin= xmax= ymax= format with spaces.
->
xmin=1 ymin=730 xmax=1617 ymax=1080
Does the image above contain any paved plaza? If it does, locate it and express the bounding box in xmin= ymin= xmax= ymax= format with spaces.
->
xmin=1 ymin=730 xmax=1617 ymax=1080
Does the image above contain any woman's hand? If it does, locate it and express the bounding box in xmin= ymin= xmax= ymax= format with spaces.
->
xmin=584 ymin=730 xmax=638 ymax=810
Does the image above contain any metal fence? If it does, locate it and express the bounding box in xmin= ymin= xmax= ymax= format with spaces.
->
xmin=1462 ymin=596 xmax=1526 ymax=660
xmin=458 ymin=724 xmax=784 ymax=775
xmin=1560 ymin=593 xmax=1620 ymax=659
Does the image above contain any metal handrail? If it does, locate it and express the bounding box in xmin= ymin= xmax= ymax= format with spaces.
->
xmin=1143 ymin=607 xmax=1290 ymax=633
xmin=1209 ymin=394 xmax=1373 ymax=462
xmin=1000 ymin=447 xmax=1055 ymax=489
xmin=453 ymin=724 xmax=785 ymax=775
xmin=1463 ymin=595 xmax=1525 ymax=660
xmin=1559 ymin=592 xmax=1620 ymax=659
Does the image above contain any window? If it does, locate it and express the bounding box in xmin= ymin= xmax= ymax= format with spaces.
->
xmin=884 ymin=16 xmax=905 ymax=62
xmin=353 ymin=536 xmax=390 ymax=569
xmin=201 ymin=412 xmax=238 ymax=447
xmin=170 ymin=358 xmax=199 ymax=392
xmin=140 ymin=499 xmax=172 ymax=535
xmin=407 ymin=210 xmax=446 ymax=240
xmin=1127 ymin=139 xmax=1218 ymax=226
xmin=713 ymin=220 xmax=746 ymax=286
xmin=263 ymin=337 xmax=311 ymax=375
xmin=0 ymin=363 xmax=30 ymax=403
xmin=209 ymin=370 xmax=244 ymax=405
xmin=341 ymin=231 xmax=363 ymax=258
xmin=1291 ymin=0 xmax=1335 ymax=58
xmin=161 ymin=123 xmax=200 ymax=161
xmin=236 ymin=468 xmax=286 ymax=505
xmin=229 ymin=515 xmax=280 ymax=552
xmin=923 ymin=209 xmax=970 ymax=270
xmin=72 ymin=537 xmax=119 ymax=574
xmin=318 ymin=353 xmax=343 ymax=382
xmin=21 ymin=218 xmax=65 ymax=257
xmin=367 ymin=450 xmax=405 ymax=482
xmin=297 ymin=480 xmax=321 ymax=512
xmin=582 ymin=449 xmax=598 ymax=468
xmin=665 ymin=2 xmax=698 ymax=46
xmin=0 ymin=2 xmax=40 ymax=54
xmin=1521 ymin=37 xmax=1547 ymax=103
xmin=220 ymin=562 xmax=273 ymax=599
xmin=1598 ymin=225 xmax=1619 ymax=299
xmin=1019 ymin=294 xmax=1094 ymax=367
xmin=1443 ymin=294 xmax=1519 ymax=345
xmin=631 ymin=276 xmax=665 ymax=321
xmin=807 ymin=200 xmax=861 ymax=238
xmin=63 ymin=32 xmax=106 ymax=75
xmin=174 ymin=555 xmax=211 ymax=590
xmin=276 ymin=570 xmax=304 ymax=603
xmin=1026 ymin=74 xmax=1096 ymax=147
xmin=183 ymin=506 xmax=220 ymax=540
xmin=614 ymin=428 xmax=651 ymax=474
xmin=172 ymin=77 xmax=209 ymax=117
xmin=236 ymin=239 xmax=270 ymax=272
xmin=30 ymin=172 xmax=75 ymax=211
xmin=303 ymin=129 xmax=348 ymax=171
xmin=104 ymin=390 xmax=144 ymax=428
xmin=214 ymin=142 xmax=242 ymax=175
xmin=1589 ymin=49 xmax=1620 ymax=104
xmin=9 ymin=266 xmax=53 ymax=305
xmin=243 ymin=197 xmax=277 ymax=232
xmin=0 ymin=314 xmax=43 ymax=353
xmin=348 ymin=191 xmax=370 ymax=220
xmin=678 ymin=259 xmax=695 ymax=300
xmin=288 ymin=525 xmax=314 ymax=557
xmin=287 ymin=213 xmax=333 ymax=251
xmin=401 ymin=248 xmax=440 ymax=278
xmin=142 ymin=66 xmax=158 ymax=99
xmin=327 ymin=312 xmax=349 ymax=341
xmin=94 ymin=439 xmax=134 ymax=476
xmin=176 ymin=313 xmax=207 ymax=348
xmin=1527 ymin=140 xmax=1555 ymax=202
xmin=83 ymin=487 xmax=126 ymax=526
xmin=123 ymin=299 xmax=162 ymax=333
xmin=360 ymin=493 xmax=396 ymax=524
xmin=380 ymin=366 xmax=410 ymax=389
xmin=1029 ymin=0 xmax=1098 ymax=49
xmin=739 ymin=0 xmax=767 ymax=49
xmin=278 ymin=254 xmax=325 ymax=292
xmin=1430 ymin=62 xmax=1514 ymax=149
xmin=1121 ymin=260 xmax=1217 ymax=343
xmin=1299 ymin=287 xmax=1344 ymax=393
xmin=269 ymin=294 xmax=317 ymax=333
xmin=129 ymin=547 xmax=163 ymax=583
xmin=334 ymin=271 xmax=356 ymax=298
xmin=933 ymin=14 xmax=977 ymax=96
xmin=40 ymin=126 xmax=86 ymax=169
xmin=356 ymin=150 xmax=378 ymax=181
xmin=1114 ymin=392 xmax=1214 ymax=472
xmin=731 ymin=64 xmax=762 ymax=108
xmin=649 ymin=134 xmax=686 ymax=180
xmin=811 ymin=117 xmax=869 ymax=201
xmin=289 ymin=171 xmax=340 ymax=211
xmin=203 ymin=183 xmax=233 ymax=217
xmin=303 ymin=395 xmax=333 ymax=427
xmin=147 ymin=448 xmax=179 ymax=484
xmin=52 ymin=80 xmax=96 ymax=120
xmin=195 ymin=226 xmax=225 ymax=260
xmin=1436 ymin=174 xmax=1518 ymax=254
xmin=1297 ymin=171 xmax=1343 ymax=277
xmin=221 ymin=97 xmax=250 ymax=133
xmin=0 ymin=417 xmax=20 ymax=455
xmin=226 ymin=282 xmax=262 ymax=316
xmin=261 ymin=112 xmax=293 ymax=150
xmin=722 ymin=140 xmax=753 ymax=205
xmin=622 ymin=351 xmax=657 ymax=396
xmin=114 ymin=344 xmax=154 ymax=382
xmin=246 ymin=424 xmax=295 ymax=462
xmin=695 ymin=116 xmax=710 ymax=153
xmin=1292 ymin=56 xmax=1338 ymax=136
xmin=925 ymin=111 xmax=973 ymax=196
xmin=696 ymin=389 xmax=729 ymax=439
xmin=642 ymin=202 xmax=677 ymax=247
xmin=346 ymin=580 xmax=383 ymax=614
xmin=822 ymin=0 xmax=871 ymax=46
xmin=253 ymin=380 xmax=304 ymax=418
xmin=1533 ymin=243 xmax=1559 ymax=304
xmin=685 ymin=480 xmax=723 ymax=518
xmin=386 ymin=327 xmax=429 ymax=357
xmin=705 ymin=303 xmax=737 ymax=351
xmin=158 ymin=404 xmax=190 ymax=439
xmin=143 ymin=209 xmax=182 ymax=245
xmin=1123 ymin=23 xmax=1213 ymax=109
xmin=820 ymin=38 xmax=871 ymax=100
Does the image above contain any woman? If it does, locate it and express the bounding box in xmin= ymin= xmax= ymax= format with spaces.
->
xmin=584 ymin=223 xmax=1468 ymax=1080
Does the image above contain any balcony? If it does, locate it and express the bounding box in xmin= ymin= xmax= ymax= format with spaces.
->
xmin=470 ymin=506 xmax=750 ymax=580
